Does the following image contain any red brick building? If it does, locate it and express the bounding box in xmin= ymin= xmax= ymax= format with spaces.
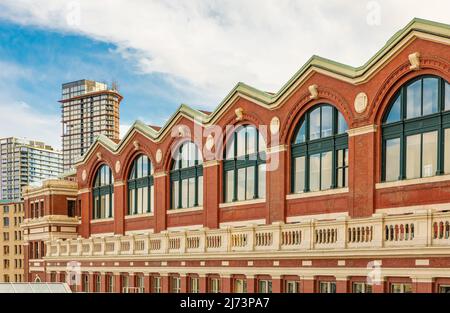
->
xmin=23 ymin=18 xmax=450 ymax=293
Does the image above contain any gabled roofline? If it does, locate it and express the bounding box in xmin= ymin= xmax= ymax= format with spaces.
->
xmin=75 ymin=18 xmax=450 ymax=167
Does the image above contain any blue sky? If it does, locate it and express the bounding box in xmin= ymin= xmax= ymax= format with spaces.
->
xmin=0 ymin=1 xmax=448 ymax=149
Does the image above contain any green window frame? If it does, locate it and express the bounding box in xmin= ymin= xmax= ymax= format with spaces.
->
xmin=127 ymin=155 xmax=154 ymax=215
xmin=382 ymin=75 xmax=450 ymax=182
xmin=92 ymin=164 xmax=114 ymax=219
xmin=291 ymin=104 xmax=349 ymax=193
xmin=170 ymin=142 xmax=203 ymax=209
xmin=223 ymin=125 xmax=266 ymax=203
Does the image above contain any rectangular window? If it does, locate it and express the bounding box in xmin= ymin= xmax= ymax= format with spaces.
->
xmin=309 ymin=109 xmax=321 ymax=140
xmin=237 ymin=168 xmax=246 ymax=201
xmin=336 ymin=149 xmax=349 ymax=188
xmin=150 ymin=185 xmax=155 ymax=212
xmin=258 ymin=164 xmax=266 ymax=199
xmin=181 ymin=179 xmax=188 ymax=208
xmin=309 ymin=153 xmax=320 ymax=192
xmin=319 ymin=281 xmax=336 ymax=293
xmin=445 ymin=129 xmax=450 ymax=174
xmin=422 ymin=131 xmax=438 ymax=177
xmin=107 ymin=275 xmax=114 ymax=293
xmin=171 ymin=276 xmax=181 ymax=293
xmin=352 ymin=282 xmax=372 ymax=293
xmin=246 ymin=166 xmax=255 ymax=200
xmin=439 ymin=285 xmax=450 ymax=293
xmin=209 ymin=278 xmax=221 ymax=293
xmin=153 ymin=277 xmax=161 ymax=293
xmin=137 ymin=187 xmax=143 ymax=213
xmin=422 ymin=77 xmax=439 ymax=115
xmin=385 ymin=138 xmax=401 ymax=181
xmin=225 ymin=170 xmax=234 ymax=203
xmin=234 ymin=279 xmax=247 ymax=293
xmin=285 ymin=281 xmax=298 ymax=293
xmin=190 ymin=277 xmax=199 ymax=293
xmin=294 ymin=156 xmax=305 ymax=193
xmin=321 ymin=151 xmax=332 ymax=190
xmin=391 ymin=283 xmax=412 ymax=293
xmin=188 ymin=177 xmax=195 ymax=208
xmin=321 ymin=106 xmax=333 ymax=137
xmin=172 ymin=181 xmax=179 ymax=209
xmin=406 ymin=134 xmax=421 ymax=179
xmin=95 ymin=275 xmax=101 ymax=292
xmin=3 ymin=217 xmax=9 ymax=227
xmin=258 ymin=280 xmax=272 ymax=293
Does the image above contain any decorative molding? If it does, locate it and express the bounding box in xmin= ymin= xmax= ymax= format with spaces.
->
xmin=235 ymin=107 xmax=244 ymax=121
xmin=266 ymin=144 xmax=287 ymax=154
xmin=354 ymin=92 xmax=368 ymax=114
xmin=270 ymin=116 xmax=280 ymax=135
xmin=308 ymin=84 xmax=319 ymax=99
xmin=155 ymin=149 xmax=163 ymax=164
xmin=408 ymin=52 xmax=421 ymax=70
xmin=219 ymin=198 xmax=266 ymax=209
xmin=115 ymin=160 xmax=121 ymax=174
xmin=205 ymin=134 xmax=215 ymax=151
xmin=153 ymin=171 xmax=168 ymax=178
xmin=202 ymin=160 xmax=220 ymax=168
xmin=96 ymin=152 xmax=102 ymax=161
xmin=82 ymin=169 xmax=87 ymax=182
xmin=346 ymin=125 xmax=377 ymax=137
xmin=376 ymin=174 xmax=450 ymax=189
xmin=133 ymin=140 xmax=140 ymax=150
xmin=166 ymin=207 xmax=203 ymax=215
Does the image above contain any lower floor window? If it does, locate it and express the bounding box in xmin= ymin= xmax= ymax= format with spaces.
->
xmin=95 ymin=274 xmax=101 ymax=293
xmin=209 ymin=278 xmax=221 ymax=293
xmin=352 ymin=282 xmax=372 ymax=293
xmin=258 ymin=280 xmax=272 ymax=293
xmin=136 ymin=275 xmax=144 ymax=292
xmin=82 ymin=274 xmax=89 ymax=292
xmin=153 ymin=276 xmax=161 ymax=293
xmin=390 ymin=283 xmax=412 ymax=293
xmin=106 ymin=274 xmax=114 ymax=293
xmin=171 ymin=276 xmax=181 ymax=293
xmin=319 ymin=281 xmax=336 ymax=293
xmin=234 ymin=279 xmax=247 ymax=293
xmin=439 ymin=285 xmax=450 ymax=293
xmin=285 ymin=280 xmax=298 ymax=293
xmin=190 ymin=277 xmax=199 ymax=293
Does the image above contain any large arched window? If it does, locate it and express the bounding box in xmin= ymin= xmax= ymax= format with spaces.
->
xmin=291 ymin=104 xmax=348 ymax=193
xmin=92 ymin=164 xmax=114 ymax=219
xmin=382 ymin=75 xmax=450 ymax=182
xmin=224 ymin=125 xmax=266 ymax=203
xmin=128 ymin=155 xmax=154 ymax=215
xmin=170 ymin=142 xmax=203 ymax=209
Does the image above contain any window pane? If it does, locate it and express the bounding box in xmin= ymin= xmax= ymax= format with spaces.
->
xmin=446 ymin=82 xmax=450 ymax=111
xmin=226 ymin=135 xmax=235 ymax=159
xmin=386 ymin=95 xmax=401 ymax=123
xmin=295 ymin=122 xmax=306 ymax=144
xmin=142 ymin=156 xmax=149 ymax=177
xmin=321 ymin=106 xmax=333 ymax=138
xmin=258 ymin=130 xmax=266 ymax=153
xmin=309 ymin=154 xmax=320 ymax=192
xmin=247 ymin=126 xmax=256 ymax=155
xmin=385 ymin=138 xmax=400 ymax=182
xmin=237 ymin=128 xmax=246 ymax=158
xmin=137 ymin=187 xmax=143 ymax=213
xmin=137 ymin=157 xmax=143 ymax=178
xmin=258 ymin=164 xmax=266 ymax=199
xmin=181 ymin=179 xmax=188 ymax=208
xmin=198 ymin=176 xmax=203 ymax=206
xmin=309 ymin=108 xmax=321 ymax=140
xmin=172 ymin=181 xmax=179 ymax=209
xmin=150 ymin=185 xmax=154 ymax=212
xmin=337 ymin=112 xmax=348 ymax=134
xmin=237 ymin=168 xmax=245 ymax=201
xmin=422 ymin=78 xmax=439 ymax=115
xmin=406 ymin=134 xmax=421 ymax=179
xmin=445 ymin=129 xmax=450 ymax=174
xmin=226 ymin=170 xmax=234 ymax=203
xmin=422 ymin=131 xmax=437 ymax=177
xmin=321 ymin=152 xmax=332 ymax=190
xmin=246 ymin=166 xmax=255 ymax=200
xmin=294 ymin=156 xmax=305 ymax=193
xmin=406 ymin=80 xmax=422 ymax=119
xmin=129 ymin=190 xmax=135 ymax=214
xmin=142 ymin=186 xmax=148 ymax=213
xmin=188 ymin=178 xmax=195 ymax=207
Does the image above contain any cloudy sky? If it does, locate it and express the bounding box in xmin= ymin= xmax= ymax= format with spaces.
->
xmin=0 ymin=0 xmax=448 ymax=149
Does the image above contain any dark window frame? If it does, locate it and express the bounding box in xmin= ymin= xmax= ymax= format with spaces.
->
xmin=127 ymin=155 xmax=154 ymax=215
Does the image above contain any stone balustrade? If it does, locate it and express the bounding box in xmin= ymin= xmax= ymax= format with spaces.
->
xmin=46 ymin=210 xmax=450 ymax=258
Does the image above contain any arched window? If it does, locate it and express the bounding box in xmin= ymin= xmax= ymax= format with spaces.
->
xmin=128 ymin=155 xmax=154 ymax=215
xmin=223 ymin=125 xmax=266 ymax=203
xmin=92 ymin=164 xmax=114 ymax=219
xmin=382 ymin=75 xmax=450 ymax=182
xmin=170 ymin=142 xmax=203 ymax=209
xmin=291 ymin=104 xmax=348 ymax=193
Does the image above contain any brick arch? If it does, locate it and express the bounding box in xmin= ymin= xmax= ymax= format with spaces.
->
xmin=371 ymin=56 xmax=450 ymax=125
xmin=86 ymin=148 xmax=116 ymax=189
xmin=121 ymin=140 xmax=156 ymax=182
xmin=281 ymin=87 xmax=353 ymax=145
xmin=218 ymin=110 xmax=269 ymax=158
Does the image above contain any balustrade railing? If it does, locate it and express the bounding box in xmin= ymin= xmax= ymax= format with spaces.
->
xmin=46 ymin=210 xmax=450 ymax=258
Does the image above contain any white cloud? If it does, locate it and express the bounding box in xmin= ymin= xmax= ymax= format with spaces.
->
xmin=0 ymin=0 xmax=449 ymax=109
